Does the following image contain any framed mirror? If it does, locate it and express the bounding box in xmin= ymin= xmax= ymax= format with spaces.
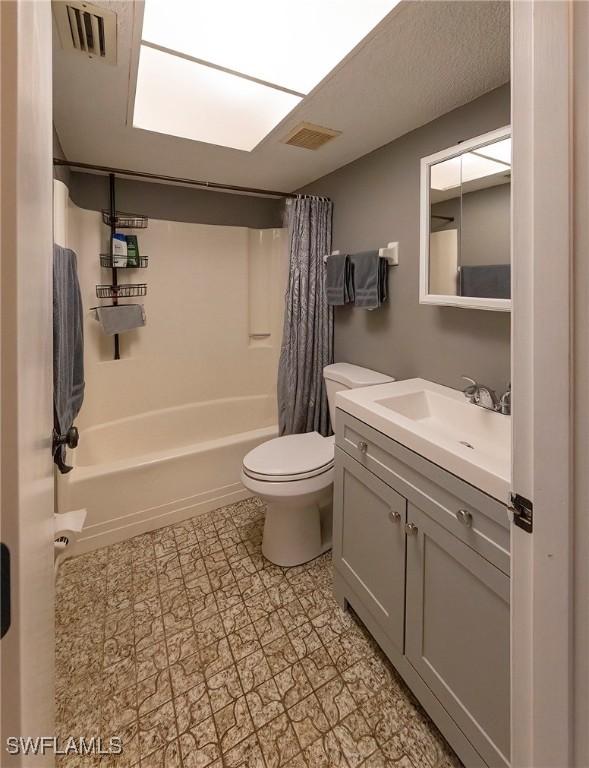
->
xmin=419 ymin=126 xmax=511 ymax=311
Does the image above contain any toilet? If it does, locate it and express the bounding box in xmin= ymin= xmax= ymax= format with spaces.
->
xmin=241 ymin=363 xmax=394 ymax=567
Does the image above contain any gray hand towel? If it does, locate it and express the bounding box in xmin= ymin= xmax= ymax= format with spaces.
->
xmin=326 ymin=254 xmax=354 ymax=305
xmin=53 ymin=245 xmax=85 ymax=473
xmin=459 ymin=264 xmax=511 ymax=299
xmin=351 ymin=251 xmax=388 ymax=309
xmin=95 ymin=304 xmax=146 ymax=335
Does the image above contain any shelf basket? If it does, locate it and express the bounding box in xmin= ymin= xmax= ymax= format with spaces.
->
xmin=102 ymin=210 xmax=148 ymax=229
xmin=96 ymin=283 xmax=147 ymax=299
xmin=100 ymin=254 xmax=149 ymax=269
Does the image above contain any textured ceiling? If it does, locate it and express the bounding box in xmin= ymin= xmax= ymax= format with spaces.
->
xmin=53 ymin=0 xmax=510 ymax=192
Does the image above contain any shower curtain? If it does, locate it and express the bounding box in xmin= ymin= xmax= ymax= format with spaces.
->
xmin=277 ymin=196 xmax=334 ymax=436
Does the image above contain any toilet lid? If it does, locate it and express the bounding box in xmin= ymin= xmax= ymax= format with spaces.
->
xmin=243 ymin=432 xmax=334 ymax=481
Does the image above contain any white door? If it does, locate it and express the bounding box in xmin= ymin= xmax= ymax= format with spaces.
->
xmin=1 ymin=2 xmax=55 ymax=766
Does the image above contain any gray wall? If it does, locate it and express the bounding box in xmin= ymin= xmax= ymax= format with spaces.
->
xmin=431 ymin=182 xmax=511 ymax=266
xmin=66 ymin=171 xmax=285 ymax=229
xmin=300 ymin=84 xmax=511 ymax=393
xmin=461 ymin=183 xmax=510 ymax=267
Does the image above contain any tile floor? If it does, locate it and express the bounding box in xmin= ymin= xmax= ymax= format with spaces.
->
xmin=55 ymin=496 xmax=461 ymax=768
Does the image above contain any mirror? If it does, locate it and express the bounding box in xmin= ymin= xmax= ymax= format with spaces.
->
xmin=419 ymin=126 xmax=511 ymax=311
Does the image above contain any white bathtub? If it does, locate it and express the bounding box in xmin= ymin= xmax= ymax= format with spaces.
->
xmin=58 ymin=395 xmax=277 ymax=554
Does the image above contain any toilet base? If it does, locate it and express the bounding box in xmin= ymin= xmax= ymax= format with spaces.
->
xmin=261 ymin=489 xmax=332 ymax=568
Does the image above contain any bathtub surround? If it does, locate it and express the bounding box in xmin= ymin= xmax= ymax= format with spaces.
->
xmin=58 ymin=188 xmax=288 ymax=552
xmin=299 ymin=84 xmax=511 ymax=394
xmin=94 ymin=304 xmax=146 ymax=336
xmin=55 ymin=496 xmax=461 ymax=768
xmin=278 ymin=197 xmax=333 ymax=437
xmin=66 ymin=196 xmax=287 ymax=426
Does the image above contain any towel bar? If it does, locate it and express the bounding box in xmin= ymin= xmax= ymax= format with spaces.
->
xmin=323 ymin=242 xmax=399 ymax=266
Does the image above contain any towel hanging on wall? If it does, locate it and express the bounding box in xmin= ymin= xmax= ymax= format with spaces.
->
xmin=94 ymin=304 xmax=146 ymax=335
xmin=326 ymin=254 xmax=354 ymax=305
xmin=53 ymin=244 xmax=85 ymax=474
xmin=350 ymin=250 xmax=388 ymax=309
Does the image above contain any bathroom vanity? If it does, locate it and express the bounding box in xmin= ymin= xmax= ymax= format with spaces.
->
xmin=333 ymin=379 xmax=511 ymax=768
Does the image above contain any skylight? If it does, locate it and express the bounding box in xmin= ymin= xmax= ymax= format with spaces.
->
xmin=133 ymin=45 xmax=302 ymax=151
xmin=141 ymin=0 xmax=401 ymax=95
xmin=133 ymin=0 xmax=401 ymax=151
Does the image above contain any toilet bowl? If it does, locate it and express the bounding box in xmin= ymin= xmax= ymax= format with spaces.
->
xmin=241 ymin=363 xmax=395 ymax=567
xmin=241 ymin=432 xmax=334 ymax=567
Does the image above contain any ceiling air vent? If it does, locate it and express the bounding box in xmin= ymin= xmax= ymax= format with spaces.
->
xmin=283 ymin=122 xmax=342 ymax=151
xmin=53 ymin=1 xmax=117 ymax=65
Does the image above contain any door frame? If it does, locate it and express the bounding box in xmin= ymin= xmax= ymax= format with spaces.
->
xmin=0 ymin=1 xmax=55 ymax=764
xmin=511 ymin=1 xmax=585 ymax=765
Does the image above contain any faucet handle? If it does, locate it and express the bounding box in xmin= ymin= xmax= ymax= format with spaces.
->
xmin=499 ymin=384 xmax=512 ymax=415
xmin=461 ymin=376 xmax=478 ymax=401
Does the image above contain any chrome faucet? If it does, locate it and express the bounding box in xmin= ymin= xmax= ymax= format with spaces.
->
xmin=499 ymin=383 xmax=511 ymax=415
xmin=461 ymin=376 xmax=510 ymax=415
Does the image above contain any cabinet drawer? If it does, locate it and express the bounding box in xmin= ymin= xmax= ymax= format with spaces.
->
xmin=336 ymin=409 xmax=510 ymax=575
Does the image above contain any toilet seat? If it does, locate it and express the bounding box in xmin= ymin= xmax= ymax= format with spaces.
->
xmin=242 ymin=432 xmax=334 ymax=483
xmin=239 ymin=364 xmax=394 ymax=567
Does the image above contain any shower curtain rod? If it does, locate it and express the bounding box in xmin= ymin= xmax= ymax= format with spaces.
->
xmin=53 ymin=158 xmax=320 ymax=200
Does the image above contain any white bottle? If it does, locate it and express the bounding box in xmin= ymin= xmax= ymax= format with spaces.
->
xmin=112 ymin=233 xmax=127 ymax=267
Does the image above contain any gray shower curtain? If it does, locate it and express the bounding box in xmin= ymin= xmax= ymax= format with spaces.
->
xmin=277 ymin=196 xmax=334 ymax=436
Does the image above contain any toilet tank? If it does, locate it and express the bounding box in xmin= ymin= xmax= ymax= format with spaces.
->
xmin=323 ymin=363 xmax=394 ymax=429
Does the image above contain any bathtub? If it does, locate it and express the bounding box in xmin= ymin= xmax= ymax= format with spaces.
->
xmin=58 ymin=395 xmax=277 ymax=554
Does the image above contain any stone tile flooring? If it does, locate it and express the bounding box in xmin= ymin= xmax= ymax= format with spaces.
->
xmin=55 ymin=497 xmax=461 ymax=768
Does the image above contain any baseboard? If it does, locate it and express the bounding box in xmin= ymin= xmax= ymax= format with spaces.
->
xmin=70 ymin=482 xmax=252 ymax=556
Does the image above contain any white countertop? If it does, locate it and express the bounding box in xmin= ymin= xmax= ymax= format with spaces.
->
xmin=336 ymin=378 xmax=511 ymax=503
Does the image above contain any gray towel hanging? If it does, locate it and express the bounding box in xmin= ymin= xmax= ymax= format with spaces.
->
xmin=53 ymin=245 xmax=85 ymax=473
xmin=351 ymin=251 xmax=388 ymax=309
xmin=94 ymin=304 xmax=146 ymax=335
xmin=326 ymin=254 xmax=354 ymax=305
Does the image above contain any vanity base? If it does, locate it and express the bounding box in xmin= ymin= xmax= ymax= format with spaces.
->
xmin=335 ymin=569 xmax=487 ymax=768
xmin=333 ymin=409 xmax=511 ymax=768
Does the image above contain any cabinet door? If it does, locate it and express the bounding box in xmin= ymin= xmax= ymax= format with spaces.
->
xmin=334 ymin=448 xmax=406 ymax=653
xmin=405 ymin=503 xmax=510 ymax=768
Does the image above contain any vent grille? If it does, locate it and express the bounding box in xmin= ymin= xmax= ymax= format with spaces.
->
xmin=53 ymin=1 xmax=117 ymax=65
xmin=283 ymin=122 xmax=342 ymax=150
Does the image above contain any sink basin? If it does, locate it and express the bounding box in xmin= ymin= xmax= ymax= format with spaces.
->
xmin=336 ymin=378 xmax=511 ymax=502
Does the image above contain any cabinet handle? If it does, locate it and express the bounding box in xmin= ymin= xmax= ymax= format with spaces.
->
xmin=388 ymin=510 xmax=401 ymax=523
xmin=405 ymin=522 xmax=418 ymax=536
xmin=456 ymin=509 xmax=473 ymax=528
xmin=357 ymin=440 xmax=368 ymax=454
